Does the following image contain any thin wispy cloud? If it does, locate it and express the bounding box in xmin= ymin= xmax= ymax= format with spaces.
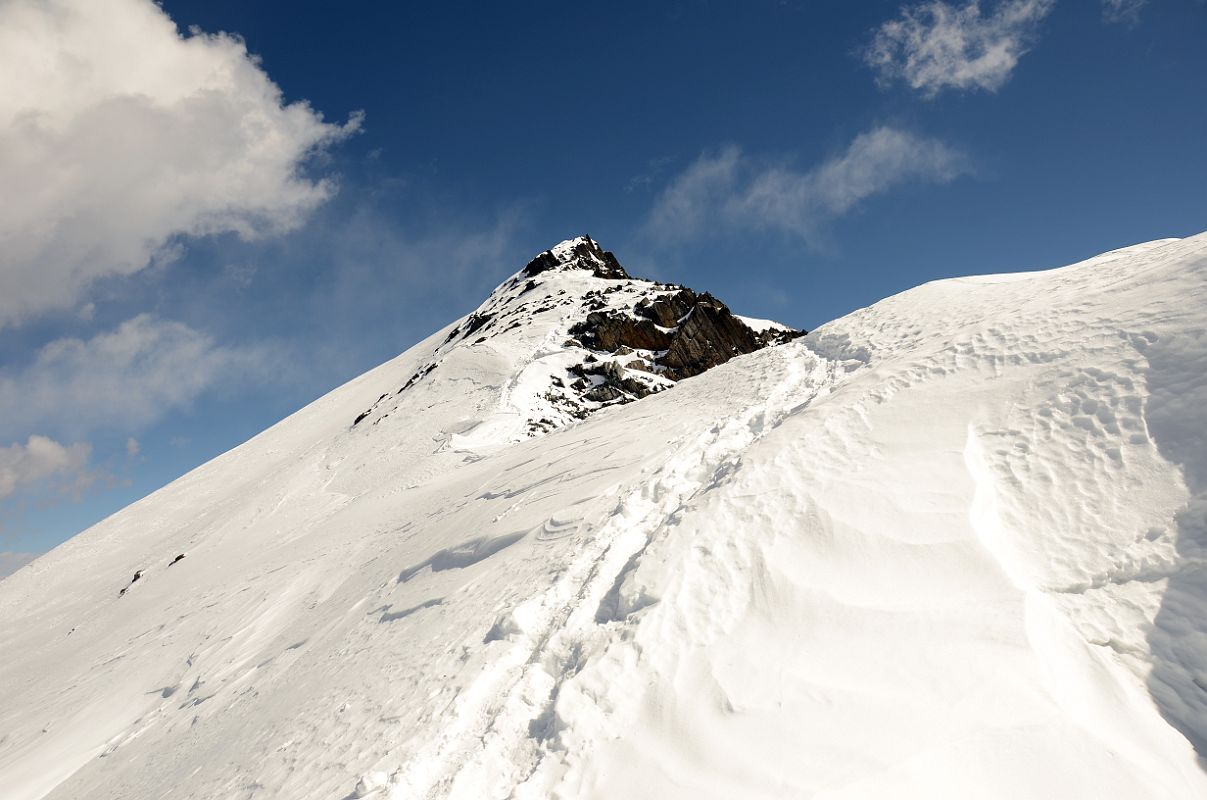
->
xmin=646 ymin=127 xmax=971 ymax=245
xmin=1101 ymin=0 xmax=1149 ymax=25
xmin=0 ymin=0 xmax=360 ymax=328
xmin=0 ymin=315 xmax=278 ymax=441
xmin=292 ymin=204 xmax=528 ymax=383
xmin=863 ymin=0 xmax=1055 ymax=98
xmin=644 ymin=147 xmax=743 ymax=243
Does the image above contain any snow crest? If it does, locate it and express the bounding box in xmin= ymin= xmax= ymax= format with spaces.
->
xmin=2 ymin=235 xmax=1207 ymax=799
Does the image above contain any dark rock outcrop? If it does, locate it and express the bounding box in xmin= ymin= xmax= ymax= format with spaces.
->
xmin=570 ymin=286 xmax=804 ymax=386
xmin=522 ymin=236 xmax=629 ymax=280
xmin=572 ymin=312 xmax=671 ymax=353
xmin=119 ymin=569 xmax=143 ymax=597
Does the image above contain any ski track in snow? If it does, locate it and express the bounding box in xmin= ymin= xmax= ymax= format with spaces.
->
xmin=2 ymin=235 xmax=1207 ymax=799
xmin=378 ymin=345 xmax=834 ymax=799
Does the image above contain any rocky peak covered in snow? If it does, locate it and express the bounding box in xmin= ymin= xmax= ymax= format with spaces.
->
xmin=351 ymin=237 xmax=803 ymax=439
xmin=519 ymin=235 xmax=630 ymax=280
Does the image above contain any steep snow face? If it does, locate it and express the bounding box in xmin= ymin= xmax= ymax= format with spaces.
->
xmin=1 ymin=234 xmax=1206 ymax=800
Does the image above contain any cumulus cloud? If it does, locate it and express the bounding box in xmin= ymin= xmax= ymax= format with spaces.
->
xmin=1101 ymin=0 xmax=1148 ymax=24
xmin=0 ymin=435 xmax=92 ymax=500
xmin=646 ymin=127 xmax=970 ymax=245
xmin=863 ymin=0 xmax=1055 ymax=97
xmin=0 ymin=0 xmax=360 ymax=327
xmin=0 ymin=315 xmax=276 ymax=439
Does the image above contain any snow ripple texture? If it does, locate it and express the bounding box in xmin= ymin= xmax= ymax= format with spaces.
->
xmin=1 ymin=235 xmax=1206 ymax=799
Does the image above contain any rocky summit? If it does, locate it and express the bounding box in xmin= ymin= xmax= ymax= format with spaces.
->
xmin=352 ymin=236 xmax=804 ymax=437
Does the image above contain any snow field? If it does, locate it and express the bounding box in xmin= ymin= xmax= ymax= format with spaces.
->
xmin=1 ymin=235 xmax=1206 ymax=798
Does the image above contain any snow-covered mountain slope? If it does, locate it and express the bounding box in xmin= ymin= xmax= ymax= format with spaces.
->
xmin=2 ymin=234 xmax=1206 ymax=799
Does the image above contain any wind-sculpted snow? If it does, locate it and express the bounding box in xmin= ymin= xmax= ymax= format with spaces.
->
xmin=1141 ymin=270 xmax=1207 ymax=757
xmin=1 ymin=235 xmax=1206 ymax=799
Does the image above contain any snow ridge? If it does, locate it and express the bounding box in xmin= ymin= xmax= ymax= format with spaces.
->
xmin=3 ymin=234 xmax=1207 ymax=800
xmin=373 ymin=342 xmax=844 ymax=798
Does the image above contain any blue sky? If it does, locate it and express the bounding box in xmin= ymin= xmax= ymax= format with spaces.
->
xmin=1 ymin=0 xmax=1205 ymax=561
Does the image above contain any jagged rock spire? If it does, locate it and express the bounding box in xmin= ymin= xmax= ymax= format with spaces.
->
xmin=521 ymin=236 xmax=630 ymax=280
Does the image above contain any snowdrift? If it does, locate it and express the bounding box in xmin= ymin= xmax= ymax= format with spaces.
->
xmin=1 ymin=234 xmax=1205 ymax=799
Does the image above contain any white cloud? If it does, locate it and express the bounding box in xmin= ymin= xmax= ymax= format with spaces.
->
xmin=0 ymin=315 xmax=276 ymax=439
xmin=1101 ymin=0 xmax=1148 ymax=24
xmin=0 ymin=0 xmax=360 ymax=327
xmin=646 ymin=127 xmax=970 ymax=244
xmin=0 ymin=435 xmax=91 ymax=500
xmin=125 ymin=437 xmax=141 ymax=458
xmin=644 ymin=148 xmax=743 ymax=242
xmin=863 ymin=0 xmax=1055 ymax=97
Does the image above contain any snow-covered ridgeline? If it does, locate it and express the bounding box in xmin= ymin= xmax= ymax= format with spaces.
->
xmin=0 ymin=234 xmax=1205 ymax=799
